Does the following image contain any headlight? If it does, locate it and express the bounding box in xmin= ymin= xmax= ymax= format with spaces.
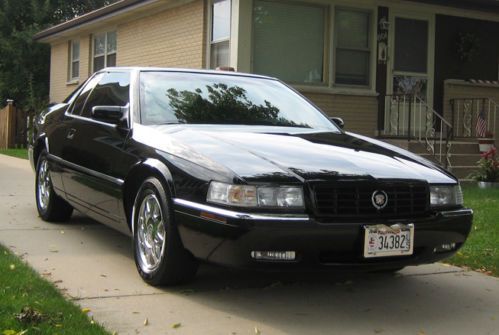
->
xmin=207 ymin=182 xmax=304 ymax=208
xmin=430 ymin=185 xmax=463 ymax=207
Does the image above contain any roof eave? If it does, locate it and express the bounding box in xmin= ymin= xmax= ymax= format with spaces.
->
xmin=34 ymin=0 xmax=158 ymax=42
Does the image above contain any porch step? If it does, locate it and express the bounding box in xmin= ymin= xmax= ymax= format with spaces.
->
xmin=408 ymin=141 xmax=479 ymax=155
xmin=448 ymin=154 xmax=480 ymax=166
xmin=448 ymin=166 xmax=479 ymax=180
xmin=418 ymin=153 xmax=480 ymax=167
xmin=383 ymin=138 xmax=482 ymax=181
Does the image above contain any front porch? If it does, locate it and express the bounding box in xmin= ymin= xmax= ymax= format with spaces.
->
xmin=379 ymin=80 xmax=499 ymax=179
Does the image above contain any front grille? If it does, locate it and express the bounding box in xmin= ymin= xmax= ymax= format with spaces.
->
xmin=311 ymin=179 xmax=429 ymax=219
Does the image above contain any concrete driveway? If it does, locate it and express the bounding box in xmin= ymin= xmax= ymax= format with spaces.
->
xmin=0 ymin=154 xmax=498 ymax=335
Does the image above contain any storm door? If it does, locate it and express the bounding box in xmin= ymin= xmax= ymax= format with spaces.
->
xmin=385 ymin=14 xmax=434 ymax=136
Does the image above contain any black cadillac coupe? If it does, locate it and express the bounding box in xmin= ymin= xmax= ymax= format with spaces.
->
xmin=30 ymin=68 xmax=473 ymax=285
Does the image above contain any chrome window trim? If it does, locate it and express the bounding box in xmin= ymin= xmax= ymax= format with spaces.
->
xmin=64 ymin=70 xmax=133 ymax=129
xmin=173 ymin=198 xmax=310 ymax=221
xmin=47 ymin=153 xmax=124 ymax=186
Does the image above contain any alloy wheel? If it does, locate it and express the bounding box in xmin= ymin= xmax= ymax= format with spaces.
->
xmin=137 ymin=193 xmax=167 ymax=273
xmin=37 ymin=159 xmax=51 ymax=211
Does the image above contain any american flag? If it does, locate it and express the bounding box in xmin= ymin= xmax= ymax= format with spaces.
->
xmin=476 ymin=110 xmax=487 ymax=138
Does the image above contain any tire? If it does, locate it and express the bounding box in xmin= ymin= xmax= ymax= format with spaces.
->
xmin=133 ymin=177 xmax=198 ymax=286
xmin=35 ymin=151 xmax=73 ymax=222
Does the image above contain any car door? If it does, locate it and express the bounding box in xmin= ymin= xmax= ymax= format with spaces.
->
xmin=61 ymin=71 xmax=131 ymax=231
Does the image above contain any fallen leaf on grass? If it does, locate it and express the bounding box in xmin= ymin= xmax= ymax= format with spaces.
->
xmin=15 ymin=307 xmax=45 ymax=324
xmin=143 ymin=318 xmax=148 ymax=326
xmin=172 ymin=323 xmax=181 ymax=329
xmin=82 ymin=308 xmax=91 ymax=314
xmin=9 ymin=264 xmax=15 ymax=270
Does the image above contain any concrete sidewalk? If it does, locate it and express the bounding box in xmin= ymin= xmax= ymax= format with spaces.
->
xmin=0 ymin=154 xmax=498 ymax=335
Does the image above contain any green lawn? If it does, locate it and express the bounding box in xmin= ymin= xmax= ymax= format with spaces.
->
xmin=0 ymin=148 xmax=28 ymax=160
xmin=445 ymin=185 xmax=499 ymax=276
xmin=0 ymin=245 xmax=110 ymax=335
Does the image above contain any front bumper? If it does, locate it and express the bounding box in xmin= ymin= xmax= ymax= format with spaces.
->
xmin=174 ymin=199 xmax=473 ymax=271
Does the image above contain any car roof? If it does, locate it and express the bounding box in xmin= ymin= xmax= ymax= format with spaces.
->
xmin=97 ymin=67 xmax=278 ymax=81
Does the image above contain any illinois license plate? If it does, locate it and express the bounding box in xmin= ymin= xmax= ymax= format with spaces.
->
xmin=363 ymin=224 xmax=414 ymax=258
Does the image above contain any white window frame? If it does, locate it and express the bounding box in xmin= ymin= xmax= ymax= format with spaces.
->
xmin=246 ymin=1 xmax=378 ymax=95
xmin=68 ymin=39 xmax=80 ymax=82
xmin=332 ymin=6 xmax=374 ymax=89
xmin=92 ymin=31 xmax=117 ymax=72
xmin=207 ymin=0 xmax=232 ymax=69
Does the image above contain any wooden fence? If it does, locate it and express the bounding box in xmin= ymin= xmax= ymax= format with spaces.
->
xmin=0 ymin=100 xmax=30 ymax=149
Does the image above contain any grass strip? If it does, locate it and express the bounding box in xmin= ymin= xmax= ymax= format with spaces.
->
xmin=445 ymin=185 xmax=499 ymax=276
xmin=0 ymin=149 xmax=28 ymax=160
xmin=0 ymin=245 xmax=110 ymax=335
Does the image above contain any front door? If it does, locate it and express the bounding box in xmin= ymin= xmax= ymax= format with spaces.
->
xmin=385 ymin=13 xmax=434 ymax=136
xmin=62 ymin=71 xmax=131 ymax=231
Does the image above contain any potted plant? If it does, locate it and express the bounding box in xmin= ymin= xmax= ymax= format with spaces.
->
xmin=469 ymin=146 xmax=499 ymax=188
xmin=478 ymin=131 xmax=495 ymax=153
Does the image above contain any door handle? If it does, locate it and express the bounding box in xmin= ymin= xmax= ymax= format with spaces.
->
xmin=66 ymin=128 xmax=76 ymax=140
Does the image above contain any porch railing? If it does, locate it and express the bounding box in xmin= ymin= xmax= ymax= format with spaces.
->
xmin=450 ymin=98 xmax=498 ymax=138
xmin=383 ymin=94 xmax=453 ymax=168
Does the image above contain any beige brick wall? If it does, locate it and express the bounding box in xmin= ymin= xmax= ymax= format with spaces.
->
xmin=302 ymin=92 xmax=378 ymax=136
xmin=48 ymin=0 xmax=205 ymax=102
xmin=49 ymin=42 xmax=70 ymax=103
xmin=443 ymin=80 xmax=499 ymax=145
xmin=117 ymin=0 xmax=204 ymax=68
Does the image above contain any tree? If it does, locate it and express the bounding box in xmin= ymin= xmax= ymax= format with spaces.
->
xmin=0 ymin=0 xmax=116 ymax=110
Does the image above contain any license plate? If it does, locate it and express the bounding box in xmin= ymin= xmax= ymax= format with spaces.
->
xmin=363 ymin=224 xmax=414 ymax=258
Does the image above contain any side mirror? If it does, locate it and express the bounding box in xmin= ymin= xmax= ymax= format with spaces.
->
xmin=92 ymin=105 xmax=128 ymax=126
xmin=330 ymin=117 xmax=345 ymax=129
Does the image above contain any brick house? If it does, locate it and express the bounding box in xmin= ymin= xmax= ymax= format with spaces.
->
xmin=35 ymin=0 xmax=499 ymax=177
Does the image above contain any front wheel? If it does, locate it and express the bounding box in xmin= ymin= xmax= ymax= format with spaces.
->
xmin=35 ymin=151 xmax=73 ymax=222
xmin=133 ymin=177 xmax=198 ymax=286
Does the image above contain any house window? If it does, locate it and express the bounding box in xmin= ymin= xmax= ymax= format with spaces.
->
xmin=334 ymin=8 xmax=372 ymax=86
xmin=93 ymin=31 xmax=117 ymax=72
xmin=210 ymin=0 xmax=231 ymax=69
xmin=253 ymin=0 xmax=325 ymax=84
xmin=68 ymin=40 xmax=80 ymax=81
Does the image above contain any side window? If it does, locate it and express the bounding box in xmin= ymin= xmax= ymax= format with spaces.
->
xmin=70 ymin=74 xmax=104 ymax=115
xmin=81 ymin=72 xmax=130 ymax=118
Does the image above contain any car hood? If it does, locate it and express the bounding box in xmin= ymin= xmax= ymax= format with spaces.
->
xmin=133 ymin=124 xmax=456 ymax=184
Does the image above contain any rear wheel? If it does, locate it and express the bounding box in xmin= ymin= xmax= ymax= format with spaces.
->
xmin=35 ymin=151 xmax=73 ymax=222
xmin=133 ymin=177 xmax=198 ymax=286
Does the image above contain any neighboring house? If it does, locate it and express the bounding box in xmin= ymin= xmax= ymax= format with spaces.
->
xmin=35 ymin=0 xmax=499 ymax=177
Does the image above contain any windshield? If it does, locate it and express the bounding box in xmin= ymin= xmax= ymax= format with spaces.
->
xmin=139 ymin=71 xmax=339 ymax=131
